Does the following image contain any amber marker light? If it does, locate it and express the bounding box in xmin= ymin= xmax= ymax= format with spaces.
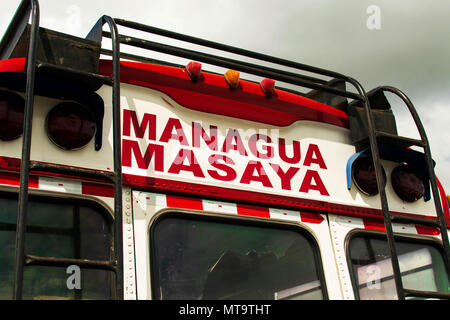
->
xmin=224 ymin=69 xmax=240 ymax=89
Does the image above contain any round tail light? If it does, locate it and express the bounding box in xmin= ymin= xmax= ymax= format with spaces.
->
xmin=352 ymin=155 xmax=386 ymax=196
xmin=391 ymin=163 xmax=424 ymax=202
xmin=0 ymin=90 xmax=25 ymax=141
xmin=46 ymin=102 xmax=96 ymax=150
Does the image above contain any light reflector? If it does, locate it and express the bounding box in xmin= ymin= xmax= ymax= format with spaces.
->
xmin=186 ymin=61 xmax=202 ymax=82
xmin=224 ymin=70 xmax=240 ymax=89
xmin=46 ymin=102 xmax=96 ymax=150
xmin=391 ymin=164 xmax=424 ymax=202
xmin=352 ymin=155 xmax=386 ymax=196
xmin=260 ymin=78 xmax=275 ymax=98
xmin=0 ymin=90 xmax=25 ymax=141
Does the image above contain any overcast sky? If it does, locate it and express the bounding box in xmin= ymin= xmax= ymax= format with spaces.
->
xmin=1 ymin=0 xmax=450 ymax=194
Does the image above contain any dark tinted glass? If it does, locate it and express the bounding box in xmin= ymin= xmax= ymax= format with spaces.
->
xmin=349 ymin=234 xmax=449 ymax=300
xmin=152 ymin=215 xmax=324 ymax=300
xmin=0 ymin=195 xmax=113 ymax=300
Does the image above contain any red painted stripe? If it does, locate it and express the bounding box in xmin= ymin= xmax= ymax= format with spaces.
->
xmin=81 ymin=182 xmax=114 ymax=198
xmin=98 ymin=60 xmax=349 ymax=129
xmin=0 ymin=57 xmax=25 ymax=72
xmin=415 ymin=225 xmax=440 ymax=236
xmin=236 ymin=204 xmax=270 ymax=218
xmin=122 ymin=173 xmax=450 ymax=227
xmin=0 ymin=171 xmax=38 ymax=188
xmin=166 ymin=195 xmax=203 ymax=210
xmin=363 ymin=218 xmax=386 ymax=231
xmin=436 ymin=177 xmax=450 ymax=221
xmin=300 ymin=212 xmax=324 ymax=224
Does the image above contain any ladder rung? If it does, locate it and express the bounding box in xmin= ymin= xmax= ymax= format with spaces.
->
xmin=25 ymin=254 xmax=117 ymax=271
xmin=37 ymin=62 xmax=113 ymax=86
xmin=30 ymin=161 xmax=116 ymax=182
xmin=404 ymin=288 xmax=450 ymax=300
xmin=390 ymin=215 xmax=441 ymax=228
xmin=375 ymin=131 xmax=425 ymax=148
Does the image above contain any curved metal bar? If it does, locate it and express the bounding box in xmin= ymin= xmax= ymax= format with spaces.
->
xmin=346 ymin=149 xmax=367 ymax=190
xmin=13 ymin=0 xmax=40 ymax=300
xmin=100 ymin=15 xmax=124 ymax=300
xmin=378 ymin=86 xmax=450 ymax=275
xmin=345 ymin=77 xmax=406 ymax=300
xmin=114 ymin=18 xmax=349 ymax=80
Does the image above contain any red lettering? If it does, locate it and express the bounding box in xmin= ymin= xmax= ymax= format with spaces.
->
xmin=269 ymin=164 xmax=300 ymax=191
xmin=299 ymin=170 xmax=329 ymax=196
xmin=303 ymin=144 xmax=327 ymax=169
xmin=221 ymin=129 xmax=248 ymax=156
xmin=122 ymin=139 xmax=164 ymax=171
xmin=160 ymin=118 xmax=189 ymax=146
xmin=248 ymin=134 xmax=274 ymax=159
xmin=168 ymin=149 xmax=205 ymax=178
xmin=122 ymin=109 xmax=156 ymax=140
xmin=207 ymin=154 xmax=236 ymax=181
xmin=240 ymin=161 xmax=273 ymax=188
xmin=279 ymin=138 xmax=301 ymax=164
xmin=192 ymin=122 xmax=218 ymax=151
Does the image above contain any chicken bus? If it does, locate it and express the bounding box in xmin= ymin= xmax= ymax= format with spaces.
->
xmin=0 ymin=0 xmax=449 ymax=300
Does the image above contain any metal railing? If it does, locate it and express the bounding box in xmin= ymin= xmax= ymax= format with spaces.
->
xmin=1 ymin=0 xmax=448 ymax=300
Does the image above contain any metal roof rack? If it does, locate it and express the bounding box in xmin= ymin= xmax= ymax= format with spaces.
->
xmin=1 ymin=0 xmax=448 ymax=300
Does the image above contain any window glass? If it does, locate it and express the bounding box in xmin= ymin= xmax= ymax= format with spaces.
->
xmin=151 ymin=214 xmax=325 ymax=300
xmin=349 ymin=234 xmax=449 ymax=300
xmin=0 ymin=194 xmax=113 ymax=299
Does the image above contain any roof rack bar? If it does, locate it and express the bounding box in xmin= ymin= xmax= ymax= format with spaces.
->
xmin=114 ymin=18 xmax=348 ymax=80
xmin=103 ymin=31 xmax=363 ymax=101
xmin=0 ymin=0 xmax=32 ymax=59
xmin=103 ymin=30 xmax=330 ymax=87
xmin=100 ymin=47 xmax=185 ymax=68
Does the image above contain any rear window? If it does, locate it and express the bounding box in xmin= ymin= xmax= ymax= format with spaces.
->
xmin=0 ymin=193 xmax=114 ymax=300
xmin=150 ymin=213 xmax=326 ymax=300
xmin=348 ymin=233 xmax=450 ymax=300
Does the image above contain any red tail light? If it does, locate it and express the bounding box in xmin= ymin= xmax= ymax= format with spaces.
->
xmin=260 ymin=78 xmax=275 ymax=98
xmin=391 ymin=164 xmax=424 ymax=202
xmin=186 ymin=61 xmax=202 ymax=82
xmin=352 ymin=155 xmax=386 ymax=196
xmin=46 ymin=102 xmax=96 ymax=150
xmin=0 ymin=90 xmax=25 ymax=141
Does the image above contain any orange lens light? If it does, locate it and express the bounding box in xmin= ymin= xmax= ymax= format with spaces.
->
xmin=224 ymin=70 xmax=240 ymax=89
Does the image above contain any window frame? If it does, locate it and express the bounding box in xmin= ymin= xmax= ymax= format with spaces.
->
xmin=0 ymin=189 xmax=116 ymax=300
xmin=345 ymin=229 xmax=449 ymax=300
xmin=148 ymin=208 xmax=329 ymax=300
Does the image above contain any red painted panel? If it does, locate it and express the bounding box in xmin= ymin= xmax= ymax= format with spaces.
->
xmin=97 ymin=60 xmax=349 ymax=128
xmin=300 ymin=212 xmax=325 ymax=224
xmin=81 ymin=181 xmax=114 ymax=198
xmin=415 ymin=225 xmax=440 ymax=236
xmin=166 ymin=194 xmax=203 ymax=210
xmin=0 ymin=171 xmax=38 ymax=188
xmin=236 ymin=203 xmax=270 ymax=218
